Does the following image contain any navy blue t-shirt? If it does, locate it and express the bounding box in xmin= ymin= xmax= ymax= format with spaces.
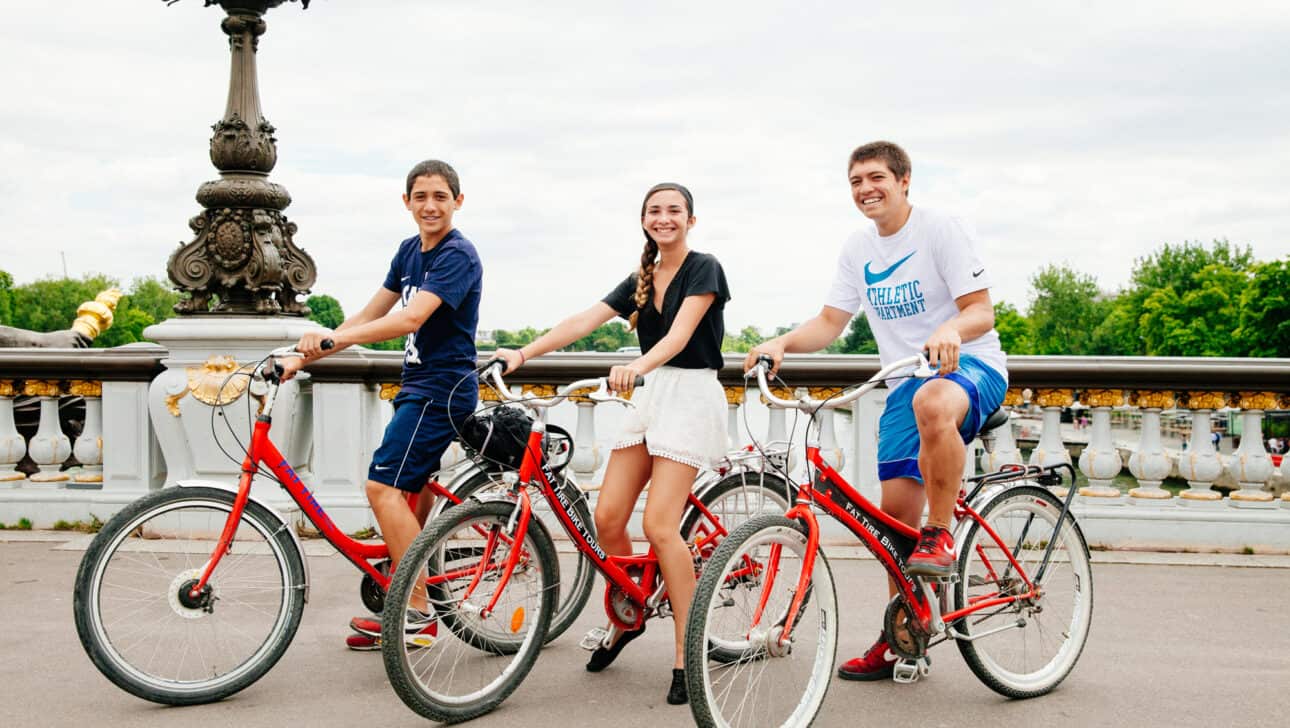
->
xmin=381 ymin=229 xmax=482 ymax=404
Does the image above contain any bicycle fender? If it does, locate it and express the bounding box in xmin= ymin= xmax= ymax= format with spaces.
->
xmin=174 ymin=480 xmax=311 ymax=603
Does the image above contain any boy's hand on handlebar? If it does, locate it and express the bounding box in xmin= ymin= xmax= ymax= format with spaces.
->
xmin=495 ymin=348 xmax=525 ymax=374
xmin=296 ymin=330 xmax=335 ymax=358
xmin=275 ymin=356 xmax=305 ymax=382
xmin=607 ymin=364 xmax=643 ymax=393
xmin=924 ymin=324 xmax=962 ymax=375
xmin=745 ymin=342 xmax=785 ymax=376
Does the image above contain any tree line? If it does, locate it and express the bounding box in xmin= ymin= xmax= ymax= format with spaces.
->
xmin=1 ymin=240 xmax=1284 ymax=357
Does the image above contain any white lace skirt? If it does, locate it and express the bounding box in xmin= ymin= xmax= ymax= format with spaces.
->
xmin=613 ymin=366 xmax=728 ymax=470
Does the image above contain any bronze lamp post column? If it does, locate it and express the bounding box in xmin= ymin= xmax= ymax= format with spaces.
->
xmin=166 ymin=0 xmax=316 ymax=315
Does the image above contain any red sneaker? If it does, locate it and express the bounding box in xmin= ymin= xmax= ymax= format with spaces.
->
xmin=905 ymin=526 xmax=955 ymax=578
xmin=345 ymin=632 xmax=381 ymax=651
xmin=836 ymin=634 xmax=897 ymax=681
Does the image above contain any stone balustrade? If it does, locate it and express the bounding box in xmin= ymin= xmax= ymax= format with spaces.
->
xmin=1 ymin=348 xmax=1287 ymax=548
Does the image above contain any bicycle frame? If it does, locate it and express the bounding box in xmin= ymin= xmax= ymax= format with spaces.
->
xmin=469 ymin=423 xmax=734 ymax=631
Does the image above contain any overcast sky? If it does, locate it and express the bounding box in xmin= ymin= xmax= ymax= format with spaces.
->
xmin=2 ymin=1 xmax=1287 ymax=332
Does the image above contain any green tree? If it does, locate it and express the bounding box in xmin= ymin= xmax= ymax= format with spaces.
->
xmin=0 ymin=270 xmax=13 ymax=325
xmin=992 ymin=301 xmax=1032 ymax=355
xmin=1026 ymin=264 xmax=1109 ymax=355
xmin=1236 ymin=259 xmax=1290 ymax=357
xmin=567 ymin=322 xmax=638 ymax=352
xmin=306 ymin=294 xmax=345 ymax=330
xmin=832 ymin=314 xmax=878 ymax=355
xmin=1138 ymin=264 xmax=1247 ymax=356
xmin=722 ymin=325 xmax=765 ymax=353
xmin=126 ymin=277 xmax=180 ymax=324
xmin=8 ymin=274 xmax=119 ymax=333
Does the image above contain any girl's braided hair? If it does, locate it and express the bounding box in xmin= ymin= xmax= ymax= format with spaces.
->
xmin=630 ymin=183 xmax=694 ymax=330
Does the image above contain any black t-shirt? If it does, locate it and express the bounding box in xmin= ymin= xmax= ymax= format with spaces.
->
xmin=602 ymin=250 xmax=730 ymax=369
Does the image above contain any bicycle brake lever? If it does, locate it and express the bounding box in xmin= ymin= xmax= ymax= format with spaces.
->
xmin=913 ymin=353 xmax=935 ymax=379
xmin=587 ymin=380 xmax=637 ymax=408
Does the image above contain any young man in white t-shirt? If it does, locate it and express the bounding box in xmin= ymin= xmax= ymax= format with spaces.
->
xmin=746 ymin=141 xmax=1008 ymax=681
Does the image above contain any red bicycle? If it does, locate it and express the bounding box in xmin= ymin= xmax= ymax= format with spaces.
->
xmin=379 ymin=363 xmax=795 ymax=723
xmin=684 ymin=355 xmax=1093 ymax=727
xmin=70 ymin=345 xmax=588 ymax=705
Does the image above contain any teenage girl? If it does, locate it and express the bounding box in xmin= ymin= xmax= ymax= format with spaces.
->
xmin=496 ymin=182 xmax=730 ymax=705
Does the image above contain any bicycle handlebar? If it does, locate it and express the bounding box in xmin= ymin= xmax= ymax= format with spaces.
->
xmin=748 ymin=353 xmax=933 ymax=411
xmin=483 ymin=363 xmax=642 ymax=409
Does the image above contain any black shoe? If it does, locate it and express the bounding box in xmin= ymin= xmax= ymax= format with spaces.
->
xmin=666 ymin=668 xmax=687 ymax=705
xmin=585 ymin=624 xmax=645 ymax=672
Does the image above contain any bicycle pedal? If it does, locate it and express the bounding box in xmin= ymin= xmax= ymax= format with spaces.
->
xmin=891 ymin=657 xmax=930 ymax=684
xmin=579 ymin=627 xmax=610 ymax=651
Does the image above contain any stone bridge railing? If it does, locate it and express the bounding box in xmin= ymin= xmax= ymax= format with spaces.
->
xmin=2 ymin=347 xmax=1287 ymax=548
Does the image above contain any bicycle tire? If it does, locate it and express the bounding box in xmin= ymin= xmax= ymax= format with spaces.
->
xmin=680 ymin=471 xmax=796 ymax=551
xmin=685 ymin=515 xmax=837 ymax=728
xmin=73 ymin=486 xmax=306 ymax=705
xmin=954 ymin=485 xmax=1093 ymax=699
xmin=382 ymin=499 xmax=557 ymax=723
xmin=442 ymin=469 xmax=595 ymax=644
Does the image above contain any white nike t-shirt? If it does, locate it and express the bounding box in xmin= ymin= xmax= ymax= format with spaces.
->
xmin=823 ymin=206 xmax=1007 ymax=381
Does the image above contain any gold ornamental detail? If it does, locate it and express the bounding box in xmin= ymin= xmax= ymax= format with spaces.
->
xmin=168 ymin=355 xmax=258 ymax=416
xmin=760 ymin=386 xmax=794 ymax=407
xmin=1080 ymin=389 xmax=1124 ymax=408
xmin=808 ymin=387 xmax=846 ymax=402
xmin=71 ymin=288 xmax=123 ymax=340
xmin=1130 ymin=390 xmax=1176 ymax=410
xmin=0 ymin=380 xmax=15 ymax=397
xmin=1033 ymin=388 xmax=1074 ymax=408
xmin=565 ymin=386 xmax=596 ymax=404
xmin=68 ymin=380 xmax=103 ymax=397
xmin=1002 ymin=388 xmax=1024 ymax=407
xmin=724 ymin=386 xmax=745 ymax=406
xmin=379 ymin=383 xmax=402 ymax=401
xmin=1180 ymin=391 xmax=1228 ymax=411
xmin=1236 ymin=391 xmax=1279 ymax=411
xmin=22 ymin=380 xmax=61 ymax=398
xmin=478 ymin=383 xmax=503 ymax=402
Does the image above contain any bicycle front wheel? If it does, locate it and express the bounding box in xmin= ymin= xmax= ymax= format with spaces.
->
xmin=73 ymin=486 xmax=305 ymax=705
xmin=444 ymin=469 xmax=595 ymax=644
xmin=685 ymin=515 xmax=838 ymax=728
xmin=954 ymin=485 xmax=1093 ymax=698
xmin=383 ymin=499 xmax=557 ymax=723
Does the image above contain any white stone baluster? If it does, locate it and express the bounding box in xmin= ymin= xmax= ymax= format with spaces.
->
xmin=1078 ymin=389 xmax=1125 ymax=500
xmin=1126 ymin=390 xmax=1174 ymax=502
xmin=981 ymin=388 xmax=1023 ymax=472
xmin=1028 ymin=388 xmax=1074 ymax=467
xmin=69 ymin=381 xmax=105 ymax=488
xmin=1227 ymin=393 xmax=1277 ymax=507
xmin=1176 ymin=392 xmax=1226 ymax=504
xmin=0 ymin=381 xmax=24 ymax=485
xmin=558 ymin=385 xmax=603 ymax=486
xmin=809 ymin=387 xmax=845 ymax=471
xmin=724 ymin=386 xmax=744 ymax=451
xmin=25 ymin=380 xmax=71 ymax=486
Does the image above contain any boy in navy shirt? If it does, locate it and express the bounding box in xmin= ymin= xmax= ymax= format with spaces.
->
xmin=280 ymin=159 xmax=482 ymax=648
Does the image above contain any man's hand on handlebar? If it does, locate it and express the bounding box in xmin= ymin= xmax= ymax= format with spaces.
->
xmin=745 ymin=341 xmax=786 ymax=376
xmin=923 ymin=324 xmax=962 ymax=375
xmin=494 ymin=348 xmax=525 ymax=374
xmin=275 ymin=356 xmax=306 ymax=382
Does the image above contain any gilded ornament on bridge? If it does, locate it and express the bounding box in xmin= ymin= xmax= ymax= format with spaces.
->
xmin=1278 ymin=393 xmax=1290 ymax=411
xmin=1236 ymin=392 xmax=1278 ymax=411
xmin=379 ymin=383 xmax=401 ymax=401
xmin=522 ymin=384 xmax=558 ymax=399
xmin=1080 ymin=389 xmax=1125 ymax=408
xmin=1033 ymin=388 xmax=1074 ymax=408
xmin=1180 ymin=391 xmax=1228 ymax=411
xmin=564 ymin=386 xmax=596 ymax=404
xmin=478 ymin=383 xmax=503 ymax=402
xmin=1002 ymin=388 xmax=1024 ymax=407
xmin=808 ymin=387 xmax=846 ymax=402
xmin=166 ymin=355 xmax=256 ymax=415
xmin=0 ymin=380 xmax=14 ymax=397
xmin=723 ymin=386 xmax=745 ymax=406
xmin=759 ymin=386 xmax=794 ymax=406
xmin=22 ymin=380 xmax=61 ymax=398
xmin=71 ymin=289 xmax=123 ymax=340
xmin=68 ymin=380 xmax=103 ymax=397
xmin=1130 ymin=390 xmax=1175 ymax=410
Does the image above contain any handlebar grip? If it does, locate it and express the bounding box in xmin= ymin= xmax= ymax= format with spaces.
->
xmin=321 ymin=339 xmax=335 ymax=351
xmin=483 ymin=357 xmax=506 ymax=373
xmin=757 ymin=354 xmax=774 ymax=367
xmin=633 ymin=375 xmax=646 ymax=388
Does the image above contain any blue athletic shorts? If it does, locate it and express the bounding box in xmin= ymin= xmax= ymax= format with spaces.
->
xmin=369 ymin=391 xmax=473 ymax=493
xmin=877 ymin=353 xmax=1007 ymax=483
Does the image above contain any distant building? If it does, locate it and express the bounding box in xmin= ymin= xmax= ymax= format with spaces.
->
xmin=476 ymin=329 xmax=496 ymax=345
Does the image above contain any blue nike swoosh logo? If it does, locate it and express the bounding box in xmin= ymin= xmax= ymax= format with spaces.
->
xmin=864 ymin=251 xmax=916 ymax=286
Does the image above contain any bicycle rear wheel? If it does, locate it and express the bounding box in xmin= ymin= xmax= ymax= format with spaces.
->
xmin=383 ymin=499 xmax=556 ymax=723
xmin=685 ymin=515 xmax=837 ymax=728
xmin=682 ymin=471 xmax=796 ymax=559
xmin=73 ymin=487 xmax=305 ymax=705
xmin=954 ymin=485 xmax=1093 ymax=698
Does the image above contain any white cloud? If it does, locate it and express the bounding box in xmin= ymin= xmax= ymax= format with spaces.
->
xmin=2 ymin=0 xmax=1286 ymax=334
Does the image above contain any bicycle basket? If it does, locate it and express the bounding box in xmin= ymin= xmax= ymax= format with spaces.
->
xmin=460 ymin=404 xmax=575 ymax=473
